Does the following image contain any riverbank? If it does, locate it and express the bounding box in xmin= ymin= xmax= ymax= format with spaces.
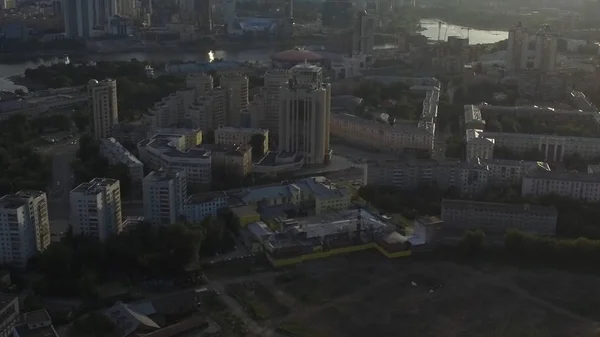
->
xmin=0 ymin=35 xmax=328 ymax=63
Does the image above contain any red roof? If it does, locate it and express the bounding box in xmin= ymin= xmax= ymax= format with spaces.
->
xmin=271 ymin=49 xmax=323 ymax=62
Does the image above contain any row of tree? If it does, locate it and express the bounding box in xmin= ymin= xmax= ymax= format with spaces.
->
xmin=24 ymin=60 xmax=185 ymax=122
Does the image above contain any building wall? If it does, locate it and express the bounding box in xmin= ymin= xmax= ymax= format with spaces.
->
xmin=64 ymin=0 xmax=93 ymax=38
xmin=441 ymin=200 xmax=557 ymax=236
xmin=0 ymin=296 xmax=19 ymax=337
xmin=143 ymin=171 xmax=187 ymax=226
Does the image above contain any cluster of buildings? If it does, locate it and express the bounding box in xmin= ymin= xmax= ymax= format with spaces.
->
xmin=330 ymin=76 xmax=440 ymax=157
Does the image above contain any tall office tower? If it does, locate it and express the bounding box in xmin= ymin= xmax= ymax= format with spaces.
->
xmin=534 ymin=25 xmax=558 ymax=73
xmin=93 ymin=0 xmax=117 ymax=26
xmin=353 ymin=10 xmax=374 ymax=55
xmin=0 ymin=191 xmax=51 ymax=268
xmin=220 ymin=73 xmax=248 ymax=127
xmin=70 ymin=178 xmax=123 ymax=241
xmin=260 ymin=69 xmax=289 ymax=134
xmin=506 ymin=22 xmax=529 ymax=72
xmin=63 ymin=0 xmax=94 ymax=38
xmin=117 ymin=0 xmax=136 ymax=17
xmin=196 ymin=0 xmax=213 ymax=32
xmin=186 ymin=73 xmax=214 ymax=99
xmin=88 ymin=78 xmax=119 ymax=140
xmin=278 ymin=64 xmax=331 ymax=165
xmin=143 ymin=170 xmax=187 ymax=226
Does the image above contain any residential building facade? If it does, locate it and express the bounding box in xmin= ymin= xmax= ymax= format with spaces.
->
xmin=0 ymin=191 xmax=51 ymax=268
xmin=70 ymin=178 xmax=123 ymax=241
xmin=183 ymin=192 xmax=228 ymax=223
xmin=214 ymin=126 xmax=269 ymax=155
xmin=441 ymin=199 xmax=557 ymax=236
xmin=100 ymin=138 xmax=144 ymax=183
xmin=143 ymin=170 xmax=187 ymax=226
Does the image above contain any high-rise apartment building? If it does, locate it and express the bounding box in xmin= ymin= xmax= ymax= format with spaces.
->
xmin=534 ymin=25 xmax=558 ymax=73
xmin=220 ymin=73 xmax=249 ymax=127
xmin=260 ymin=70 xmax=289 ymax=134
xmin=70 ymin=178 xmax=123 ymax=241
xmin=89 ymin=79 xmax=119 ymax=140
xmin=143 ymin=170 xmax=187 ymax=226
xmin=186 ymin=73 xmax=214 ymax=99
xmin=63 ymin=0 xmax=94 ymax=38
xmin=0 ymin=191 xmax=50 ymax=268
xmin=186 ymin=87 xmax=228 ymax=130
xmin=93 ymin=0 xmax=117 ymax=26
xmin=116 ymin=0 xmax=136 ymax=17
xmin=506 ymin=22 xmax=529 ymax=72
xmin=353 ymin=10 xmax=374 ymax=55
xmin=278 ymin=63 xmax=331 ymax=165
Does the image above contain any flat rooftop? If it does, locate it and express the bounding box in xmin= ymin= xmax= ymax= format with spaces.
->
xmin=442 ymin=199 xmax=558 ymax=216
xmin=71 ymin=178 xmax=118 ymax=195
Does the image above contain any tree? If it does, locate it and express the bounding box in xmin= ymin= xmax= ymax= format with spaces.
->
xmin=459 ymin=229 xmax=485 ymax=255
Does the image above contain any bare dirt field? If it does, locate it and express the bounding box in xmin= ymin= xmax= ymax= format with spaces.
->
xmin=226 ymin=251 xmax=600 ymax=337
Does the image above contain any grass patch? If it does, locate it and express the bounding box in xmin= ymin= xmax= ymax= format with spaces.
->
xmin=226 ymin=281 xmax=290 ymax=322
xmin=277 ymin=321 xmax=328 ymax=337
xmin=284 ymin=274 xmax=370 ymax=304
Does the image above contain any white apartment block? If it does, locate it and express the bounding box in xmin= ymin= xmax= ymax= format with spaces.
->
xmin=220 ymin=73 xmax=248 ymax=127
xmin=214 ymin=126 xmax=269 ymax=155
xmin=441 ymin=199 xmax=557 ymax=236
xmin=279 ymin=64 xmax=331 ymax=165
xmin=330 ymin=81 xmax=439 ymax=156
xmin=186 ymin=73 xmax=214 ymax=98
xmin=100 ymin=138 xmax=144 ymax=183
xmin=88 ymin=79 xmax=118 ymax=140
xmin=138 ymin=135 xmax=211 ymax=188
xmin=522 ymin=167 xmax=600 ymax=202
xmin=143 ymin=170 xmax=187 ymax=226
xmin=144 ymin=88 xmax=195 ymax=128
xmin=464 ymin=104 xmax=600 ymax=162
xmin=70 ymin=178 xmax=123 ymax=241
xmin=185 ymin=88 xmax=227 ymax=131
xmin=0 ymin=191 xmax=50 ymax=268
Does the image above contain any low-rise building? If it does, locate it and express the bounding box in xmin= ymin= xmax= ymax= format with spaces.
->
xmin=0 ymin=294 xmax=19 ymax=337
xmin=0 ymin=191 xmax=51 ymax=268
xmin=183 ymin=192 xmax=228 ymax=223
xmin=13 ymin=309 xmax=59 ymax=337
xmin=214 ymin=126 xmax=269 ymax=155
xmin=441 ymin=199 xmax=557 ymax=236
xmin=100 ymin=138 xmax=144 ymax=183
xmin=143 ymin=170 xmax=187 ymax=226
xmin=70 ymin=178 xmax=122 ymax=241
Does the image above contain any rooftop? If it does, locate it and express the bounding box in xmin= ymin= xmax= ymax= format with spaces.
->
xmin=525 ymin=167 xmax=600 ymax=183
xmin=144 ymin=169 xmax=184 ymax=183
xmin=442 ymin=199 xmax=558 ymax=216
xmin=202 ymin=143 xmax=251 ymax=156
xmin=101 ymin=138 xmax=142 ymax=165
xmin=71 ymin=178 xmax=119 ymax=195
xmin=215 ymin=126 xmax=268 ymax=134
xmin=186 ymin=191 xmax=227 ymax=205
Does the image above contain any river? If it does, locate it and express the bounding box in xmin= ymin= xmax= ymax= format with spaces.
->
xmin=0 ymin=19 xmax=509 ymax=92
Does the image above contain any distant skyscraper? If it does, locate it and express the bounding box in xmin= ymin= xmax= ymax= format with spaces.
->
xmin=534 ymin=25 xmax=558 ymax=73
xmin=93 ymin=0 xmax=117 ymax=26
xmin=88 ymin=78 xmax=119 ymax=140
xmin=63 ymin=0 xmax=94 ymax=38
xmin=195 ymin=0 xmax=213 ymax=32
xmin=506 ymin=22 xmax=529 ymax=72
xmin=278 ymin=64 xmax=331 ymax=165
xmin=353 ymin=10 xmax=374 ymax=55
